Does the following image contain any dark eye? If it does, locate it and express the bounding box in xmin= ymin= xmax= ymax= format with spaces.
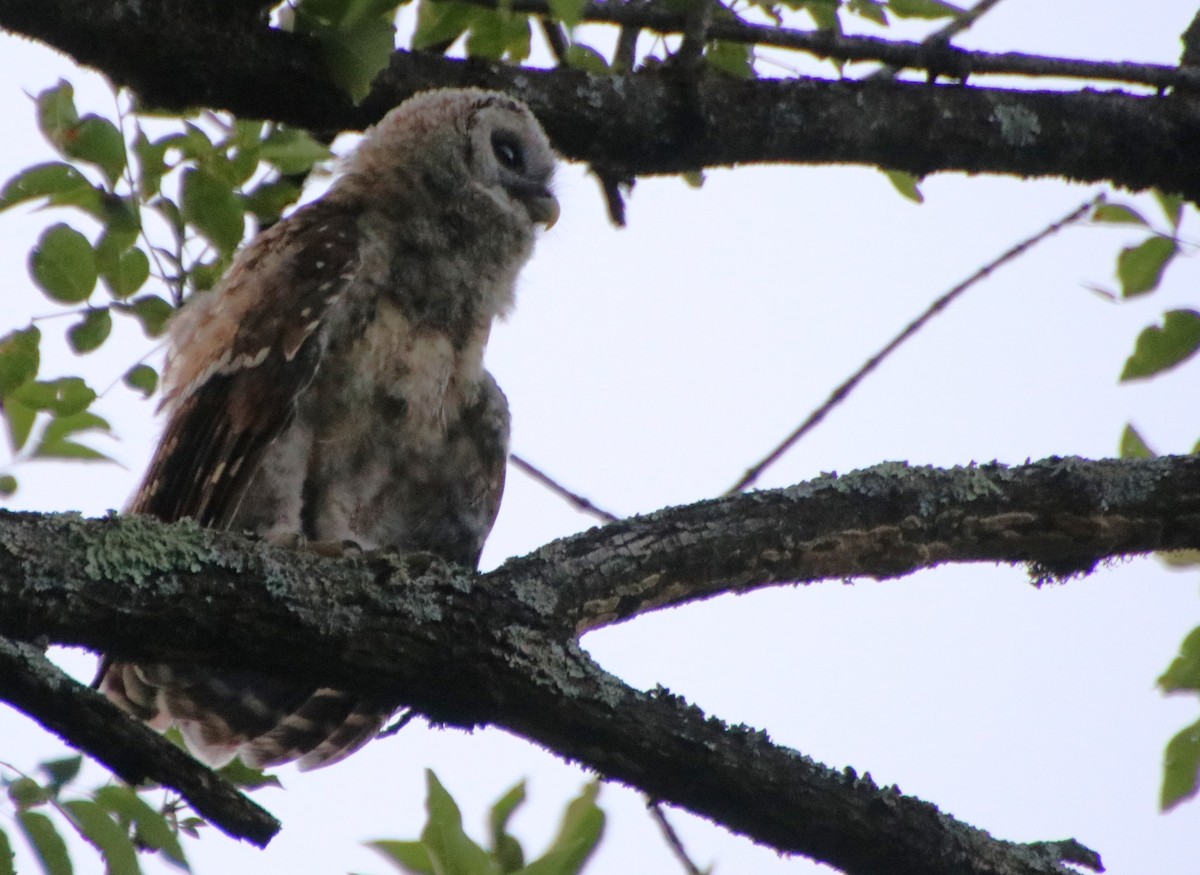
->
xmin=491 ymin=133 xmax=524 ymax=172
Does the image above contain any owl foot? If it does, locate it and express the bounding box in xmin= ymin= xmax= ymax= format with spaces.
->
xmin=264 ymin=531 xmax=364 ymax=559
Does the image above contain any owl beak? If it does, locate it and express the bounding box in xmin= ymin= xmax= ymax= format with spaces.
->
xmin=508 ymin=179 xmax=560 ymax=229
xmin=525 ymin=190 xmax=560 ymax=229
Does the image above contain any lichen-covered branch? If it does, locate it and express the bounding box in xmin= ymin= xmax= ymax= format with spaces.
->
xmin=2 ymin=0 xmax=1200 ymax=201
xmin=492 ymin=456 xmax=1200 ymax=632
xmin=0 ymin=635 xmax=280 ymax=845
xmin=2 ymin=455 xmax=1197 ymax=871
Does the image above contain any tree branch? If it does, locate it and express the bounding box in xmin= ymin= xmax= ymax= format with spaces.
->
xmin=3 ymin=455 xmax=1197 ymax=872
xmin=3 ymin=1 xmax=1200 ymax=200
xmin=0 ymin=635 xmax=280 ymax=846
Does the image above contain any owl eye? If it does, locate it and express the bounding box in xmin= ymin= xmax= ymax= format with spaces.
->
xmin=491 ymin=133 xmax=525 ymax=172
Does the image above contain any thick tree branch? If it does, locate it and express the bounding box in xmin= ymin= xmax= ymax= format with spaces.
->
xmin=494 ymin=455 xmax=1200 ymax=632
xmin=2 ymin=1 xmax=1200 ymax=200
xmin=0 ymin=635 xmax=280 ymax=845
xmin=2 ymin=456 xmax=1197 ymax=872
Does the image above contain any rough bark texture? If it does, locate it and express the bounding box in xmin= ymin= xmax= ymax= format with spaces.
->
xmin=1 ymin=0 xmax=1199 ymax=200
xmin=5 ymin=456 xmax=1198 ymax=872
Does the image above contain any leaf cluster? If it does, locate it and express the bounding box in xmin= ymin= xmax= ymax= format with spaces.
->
xmin=0 ymin=81 xmax=333 ymax=496
xmin=1090 ymin=191 xmax=1200 ymax=809
xmin=0 ymin=755 xmax=188 ymax=875
xmin=365 ymin=771 xmax=604 ymax=875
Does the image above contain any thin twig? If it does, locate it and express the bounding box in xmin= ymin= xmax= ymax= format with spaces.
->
xmin=614 ymin=25 xmax=640 ymax=71
xmin=648 ymin=801 xmax=706 ymax=875
xmin=868 ymin=0 xmax=1007 ymax=81
xmin=509 ymin=453 xmax=620 ymax=522
xmin=725 ymin=196 xmax=1101 ymax=494
xmin=456 ymin=0 xmax=1199 ymax=90
xmin=673 ymin=0 xmax=713 ymax=69
xmin=539 ymin=17 xmax=571 ymax=65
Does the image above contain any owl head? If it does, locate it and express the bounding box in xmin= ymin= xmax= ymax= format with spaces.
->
xmin=343 ymin=88 xmax=559 ymax=230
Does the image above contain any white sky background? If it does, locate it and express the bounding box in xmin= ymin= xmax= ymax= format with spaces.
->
xmin=2 ymin=1 xmax=1200 ymax=873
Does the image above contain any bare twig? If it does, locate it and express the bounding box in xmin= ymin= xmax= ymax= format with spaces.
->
xmin=725 ymin=196 xmax=1100 ymax=494
xmin=868 ymin=0 xmax=1007 ymax=81
xmin=614 ymin=24 xmax=641 ymax=71
xmin=592 ymin=168 xmax=631 ymax=227
xmin=539 ymin=17 xmax=571 ymax=65
xmin=673 ymin=0 xmax=713 ymax=69
xmin=649 ymin=801 xmax=707 ymax=875
xmin=454 ymin=0 xmax=1199 ymax=90
xmin=509 ymin=453 xmax=620 ymax=522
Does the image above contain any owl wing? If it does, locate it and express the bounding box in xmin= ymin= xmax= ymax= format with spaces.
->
xmin=130 ymin=200 xmax=361 ymax=528
xmin=99 ymin=200 xmax=377 ymax=766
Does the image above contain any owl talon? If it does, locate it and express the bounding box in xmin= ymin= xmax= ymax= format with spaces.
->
xmin=265 ymin=532 xmax=363 ymax=559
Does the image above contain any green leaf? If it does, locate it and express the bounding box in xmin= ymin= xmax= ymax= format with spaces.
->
xmin=1121 ymin=309 xmax=1200 ymax=381
xmin=518 ymin=783 xmax=604 ymax=875
xmin=1162 ymin=718 xmax=1200 ymax=810
xmin=30 ymin=223 xmax=98 ymax=303
xmin=180 ymin=167 xmax=244 ymax=255
xmin=99 ymin=246 xmax=150 ymax=299
xmin=33 ymin=411 xmax=112 ymax=461
xmin=243 ymin=179 xmax=303 ymax=225
xmin=888 ymin=0 xmax=963 ymax=18
xmin=62 ymin=800 xmax=140 ymax=875
xmin=0 ymin=826 xmax=14 ymax=875
xmin=16 ymin=810 xmax=73 ymax=875
xmin=489 ymin=781 xmax=526 ymax=873
xmin=564 ymin=44 xmax=610 ymax=74
xmin=706 ymin=41 xmax=754 ymax=78
xmin=465 ymin=11 xmax=531 ymax=61
xmin=0 ymin=162 xmax=95 ymax=212
xmin=8 ymin=778 xmax=50 ymax=809
xmin=260 ymin=128 xmax=333 ymax=175
xmin=0 ymin=475 xmax=16 ymax=497
xmin=0 ymin=326 xmax=41 ymax=396
xmin=296 ymin=2 xmax=400 ymax=102
xmin=848 ymin=0 xmax=888 ymax=25
xmin=547 ymin=0 xmax=586 ymax=27
xmin=413 ymin=0 xmax=475 ymax=50
xmin=1154 ymin=189 xmax=1184 ymax=230
xmin=68 ymin=308 xmax=113 ymax=354
xmin=187 ymin=260 xmax=227 ymax=293
xmin=804 ymin=0 xmax=841 ymax=32
xmin=64 ymin=116 xmax=127 ymax=185
xmin=681 ymin=170 xmax=705 ymax=188
xmin=1119 ymin=423 xmax=1154 ymax=459
xmin=94 ymin=785 xmax=189 ymax=871
xmin=1161 ymin=627 xmax=1200 ymax=693
xmin=36 ymin=81 xmax=81 ymax=154
xmin=368 ymin=840 xmax=437 ymax=875
xmin=1092 ymin=202 xmax=1148 ymax=226
xmin=133 ymin=132 xmax=170 ymax=200
xmin=884 ymin=169 xmax=924 ymax=203
xmin=421 ymin=771 xmax=491 ymax=875
xmin=122 ymin=294 xmax=175 ymax=338
xmin=122 ymin=364 xmax=158 ymax=398
xmin=4 ymin=397 xmax=36 ymax=452
xmin=38 ymin=757 xmax=82 ymax=793
xmin=12 ymin=377 xmax=97 ymax=416
xmin=1116 ymin=235 xmax=1176 ymax=297
xmin=212 ymin=757 xmax=282 ymax=790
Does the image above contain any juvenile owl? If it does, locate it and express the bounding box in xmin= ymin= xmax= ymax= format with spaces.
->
xmin=97 ymin=89 xmax=559 ymax=770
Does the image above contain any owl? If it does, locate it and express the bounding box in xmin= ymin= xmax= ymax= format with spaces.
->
xmin=97 ymin=89 xmax=559 ymax=770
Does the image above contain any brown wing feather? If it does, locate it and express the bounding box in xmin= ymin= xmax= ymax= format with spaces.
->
xmin=130 ymin=200 xmax=360 ymax=528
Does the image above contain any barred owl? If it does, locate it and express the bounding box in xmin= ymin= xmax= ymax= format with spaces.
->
xmin=97 ymin=89 xmax=559 ymax=770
